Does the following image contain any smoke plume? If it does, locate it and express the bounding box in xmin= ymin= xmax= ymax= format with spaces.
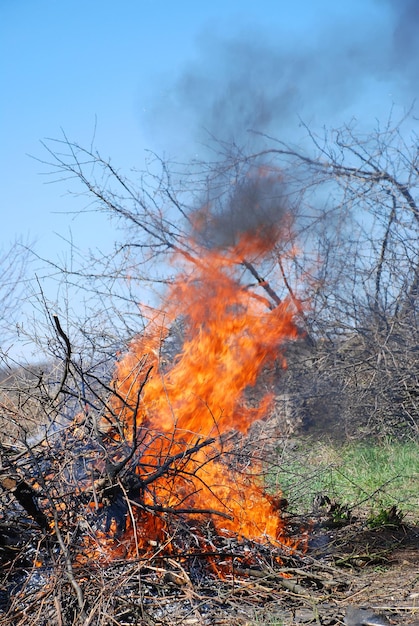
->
xmin=141 ymin=1 xmax=419 ymax=250
xmin=191 ymin=170 xmax=287 ymax=251
xmin=144 ymin=1 xmax=419 ymax=155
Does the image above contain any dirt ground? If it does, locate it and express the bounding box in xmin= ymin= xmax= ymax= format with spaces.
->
xmin=280 ymin=516 xmax=419 ymax=625
xmin=243 ymin=521 xmax=419 ymax=626
xmin=1 ymin=420 xmax=418 ymax=624
xmin=181 ymin=516 xmax=419 ymax=625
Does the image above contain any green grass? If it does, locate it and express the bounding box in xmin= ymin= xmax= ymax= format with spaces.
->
xmin=268 ymin=438 xmax=419 ymax=520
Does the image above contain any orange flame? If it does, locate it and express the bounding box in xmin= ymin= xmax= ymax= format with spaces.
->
xmin=96 ymin=227 xmax=301 ymax=560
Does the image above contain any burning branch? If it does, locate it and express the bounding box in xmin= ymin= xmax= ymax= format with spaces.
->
xmin=241 ymin=258 xmax=282 ymax=308
xmin=140 ymin=436 xmax=217 ymax=487
xmin=132 ymin=501 xmax=234 ymax=521
xmin=104 ymin=364 xmax=153 ymax=482
xmin=0 ymin=472 xmax=48 ymax=530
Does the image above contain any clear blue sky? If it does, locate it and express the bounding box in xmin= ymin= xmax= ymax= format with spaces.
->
xmin=0 ymin=0 xmax=416 ymax=336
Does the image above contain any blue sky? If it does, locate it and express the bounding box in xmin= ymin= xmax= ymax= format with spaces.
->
xmin=0 ymin=0 xmax=417 ymax=347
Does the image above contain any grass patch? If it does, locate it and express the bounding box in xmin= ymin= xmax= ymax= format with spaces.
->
xmin=269 ymin=438 xmax=419 ymax=520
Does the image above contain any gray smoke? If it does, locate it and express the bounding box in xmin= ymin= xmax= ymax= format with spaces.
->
xmin=142 ymin=1 xmax=419 ymax=249
xmin=390 ymin=0 xmax=419 ymax=87
xmin=144 ymin=2 xmax=419 ymax=153
xmin=192 ymin=172 xmax=287 ymax=250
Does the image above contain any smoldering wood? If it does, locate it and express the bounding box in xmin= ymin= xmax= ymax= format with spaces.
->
xmin=0 ymin=473 xmax=49 ymax=530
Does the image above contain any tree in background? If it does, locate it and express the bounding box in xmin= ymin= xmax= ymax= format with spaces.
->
xmin=251 ymin=114 xmax=419 ymax=437
xmin=0 ymin=239 xmax=30 ymax=358
xmin=31 ymin=112 xmax=419 ymax=439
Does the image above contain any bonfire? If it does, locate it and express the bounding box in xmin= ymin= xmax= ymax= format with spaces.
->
xmin=86 ymin=226 xmax=301 ymax=564
xmin=1 ymin=173 xmax=313 ymax=623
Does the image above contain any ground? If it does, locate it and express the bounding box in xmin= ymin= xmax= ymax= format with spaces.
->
xmin=1 ymin=412 xmax=419 ymax=625
xmin=298 ymin=517 xmax=419 ymax=625
xmin=1 ymin=487 xmax=419 ymax=625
